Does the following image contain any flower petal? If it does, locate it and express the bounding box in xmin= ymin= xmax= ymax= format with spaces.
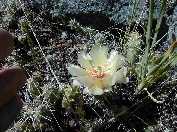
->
xmin=103 ymin=87 xmax=112 ymax=93
xmin=78 ymin=51 xmax=92 ymax=69
xmin=111 ymin=67 xmax=128 ymax=85
xmin=73 ymin=76 xmax=94 ymax=88
xmin=90 ymin=45 xmax=108 ymax=66
xmin=102 ymin=75 xmax=113 ymax=87
xmin=108 ymin=50 xmax=125 ymax=73
xmin=90 ymin=86 xmax=104 ymax=95
xmin=90 ymin=79 xmax=110 ymax=95
xmin=68 ymin=65 xmax=87 ymax=77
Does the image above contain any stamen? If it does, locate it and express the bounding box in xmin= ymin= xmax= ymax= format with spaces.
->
xmin=87 ymin=65 xmax=107 ymax=79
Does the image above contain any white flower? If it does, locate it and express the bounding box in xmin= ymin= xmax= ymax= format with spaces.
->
xmin=68 ymin=45 xmax=128 ymax=95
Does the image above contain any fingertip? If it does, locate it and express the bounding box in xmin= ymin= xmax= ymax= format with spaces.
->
xmin=4 ymin=66 xmax=27 ymax=85
xmin=0 ymin=29 xmax=14 ymax=60
xmin=0 ymin=67 xmax=26 ymax=107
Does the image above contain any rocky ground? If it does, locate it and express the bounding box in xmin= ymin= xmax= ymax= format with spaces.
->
xmin=1 ymin=0 xmax=177 ymax=131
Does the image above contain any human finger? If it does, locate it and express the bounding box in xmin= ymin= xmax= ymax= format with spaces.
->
xmin=0 ymin=29 xmax=14 ymax=60
xmin=0 ymin=96 xmax=22 ymax=131
xmin=0 ymin=67 xmax=26 ymax=107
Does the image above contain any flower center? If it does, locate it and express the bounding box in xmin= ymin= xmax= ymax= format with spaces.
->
xmin=88 ymin=65 xmax=108 ymax=79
